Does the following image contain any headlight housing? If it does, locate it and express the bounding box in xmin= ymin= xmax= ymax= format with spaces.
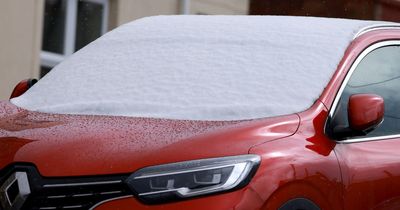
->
xmin=126 ymin=155 xmax=260 ymax=204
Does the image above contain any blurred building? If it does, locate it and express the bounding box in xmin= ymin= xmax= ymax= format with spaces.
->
xmin=250 ymin=0 xmax=400 ymax=22
xmin=0 ymin=0 xmax=248 ymax=99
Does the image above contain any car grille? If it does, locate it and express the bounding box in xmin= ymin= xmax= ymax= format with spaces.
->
xmin=0 ymin=165 xmax=132 ymax=210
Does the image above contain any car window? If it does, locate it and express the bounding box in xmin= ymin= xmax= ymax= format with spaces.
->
xmin=331 ymin=44 xmax=400 ymax=139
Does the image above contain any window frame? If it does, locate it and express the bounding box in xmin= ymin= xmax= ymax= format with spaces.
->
xmin=41 ymin=0 xmax=109 ymax=69
xmin=326 ymin=40 xmax=400 ymax=144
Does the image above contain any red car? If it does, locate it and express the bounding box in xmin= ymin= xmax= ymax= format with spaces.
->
xmin=1 ymin=16 xmax=400 ymax=210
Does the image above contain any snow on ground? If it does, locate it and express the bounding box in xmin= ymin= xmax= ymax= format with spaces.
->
xmin=11 ymin=16 xmax=385 ymax=121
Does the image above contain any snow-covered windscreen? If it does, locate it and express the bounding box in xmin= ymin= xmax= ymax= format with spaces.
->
xmin=12 ymin=16 xmax=381 ymax=120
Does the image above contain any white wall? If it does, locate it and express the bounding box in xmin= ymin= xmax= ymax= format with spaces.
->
xmin=109 ymin=0 xmax=248 ymax=28
xmin=190 ymin=0 xmax=249 ymax=15
xmin=109 ymin=0 xmax=180 ymax=28
xmin=0 ymin=0 xmax=43 ymax=100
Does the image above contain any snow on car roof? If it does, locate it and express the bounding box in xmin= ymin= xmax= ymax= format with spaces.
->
xmin=12 ymin=16 xmax=387 ymax=121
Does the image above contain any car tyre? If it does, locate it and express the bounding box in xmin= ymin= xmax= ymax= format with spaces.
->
xmin=278 ymin=198 xmax=321 ymax=210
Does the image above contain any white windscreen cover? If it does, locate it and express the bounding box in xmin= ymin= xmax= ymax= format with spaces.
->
xmin=12 ymin=16 xmax=384 ymax=120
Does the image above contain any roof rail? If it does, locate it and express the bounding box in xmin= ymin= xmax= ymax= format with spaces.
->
xmin=354 ymin=24 xmax=400 ymax=39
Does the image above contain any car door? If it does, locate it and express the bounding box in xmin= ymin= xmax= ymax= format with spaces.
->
xmin=327 ymin=41 xmax=400 ymax=210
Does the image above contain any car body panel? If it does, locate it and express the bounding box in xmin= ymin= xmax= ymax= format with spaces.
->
xmin=95 ymin=102 xmax=342 ymax=210
xmin=0 ymin=101 xmax=299 ymax=177
xmin=94 ymin=189 xmax=263 ymax=210
xmin=336 ymin=139 xmax=400 ymax=210
xmin=249 ymin=102 xmax=342 ymax=210
xmin=319 ymin=29 xmax=400 ymax=108
xmin=323 ymin=29 xmax=400 ymax=210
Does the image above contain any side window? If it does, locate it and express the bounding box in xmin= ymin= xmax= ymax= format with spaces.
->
xmin=331 ymin=44 xmax=400 ymax=139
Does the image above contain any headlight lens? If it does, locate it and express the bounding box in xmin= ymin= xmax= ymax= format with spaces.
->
xmin=126 ymin=155 xmax=260 ymax=204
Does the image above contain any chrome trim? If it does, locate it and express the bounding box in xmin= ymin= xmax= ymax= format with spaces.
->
xmin=0 ymin=172 xmax=31 ymax=210
xmin=132 ymin=155 xmax=260 ymax=199
xmin=139 ymin=188 xmax=178 ymax=196
xmin=328 ymin=41 xmax=400 ymax=117
xmin=137 ymin=162 xmax=251 ymax=198
xmin=62 ymin=205 xmax=83 ymax=209
xmin=47 ymin=195 xmax=66 ymax=199
xmin=327 ymin=40 xmax=400 ymax=144
xmin=133 ymin=164 xmax=236 ymax=179
xmin=71 ymin=193 xmax=93 ymax=197
xmin=43 ymin=180 xmax=121 ymax=188
xmin=99 ymin=190 xmax=122 ymax=195
xmin=89 ymin=195 xmax=133 ymax=210
xmin=4 ymin=178 xmax=17 ymax=205
xmin=177 ymin=161 xmax=250 ymax=198
xmin=337 ymin=134 xmax=400 ymax=144
xmin=354 ymin=24 xmax=400 ymax=39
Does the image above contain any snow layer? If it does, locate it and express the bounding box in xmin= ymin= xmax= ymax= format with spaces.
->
xmin=12 ymin=16 xmax=384 ymax=120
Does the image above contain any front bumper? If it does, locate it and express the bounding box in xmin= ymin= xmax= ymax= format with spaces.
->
xmin=94 ymin=186 xmax=264 ymax=210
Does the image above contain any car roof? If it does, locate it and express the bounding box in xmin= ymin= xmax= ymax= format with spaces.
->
xmin=11 ymin=16 xmax=396 ymax=121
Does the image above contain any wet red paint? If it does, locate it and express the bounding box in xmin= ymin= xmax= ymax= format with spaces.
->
xmin=1 ymin=29 xmax=400 ymax=209
xmin=9 ymin=79 xmax=37 ymax=99
xmin=348 ymin=94 xmax=384 ymax=131
xmin=0 ymin=101 xmax=299 ymax=177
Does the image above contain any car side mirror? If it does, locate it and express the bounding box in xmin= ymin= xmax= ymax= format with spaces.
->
xmin=9 ymin=79 xmax=38 ymax=99
xmin=331 ymin=93 xmax=384 ymax=139
xmin=348 ymin=93 xmax=384 ymax=132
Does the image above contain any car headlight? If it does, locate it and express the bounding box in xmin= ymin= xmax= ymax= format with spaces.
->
xmin=126 ymin=154 xmax=260 ymax=204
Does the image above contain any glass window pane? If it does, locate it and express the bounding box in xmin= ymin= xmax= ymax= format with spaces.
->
xmin=332 ymin=45 xmax=400 ymax=138
xmin=75 ymin=1 xmax=104 ymax=51
xmin=42 ymin=0 xmax=66 ymax=54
